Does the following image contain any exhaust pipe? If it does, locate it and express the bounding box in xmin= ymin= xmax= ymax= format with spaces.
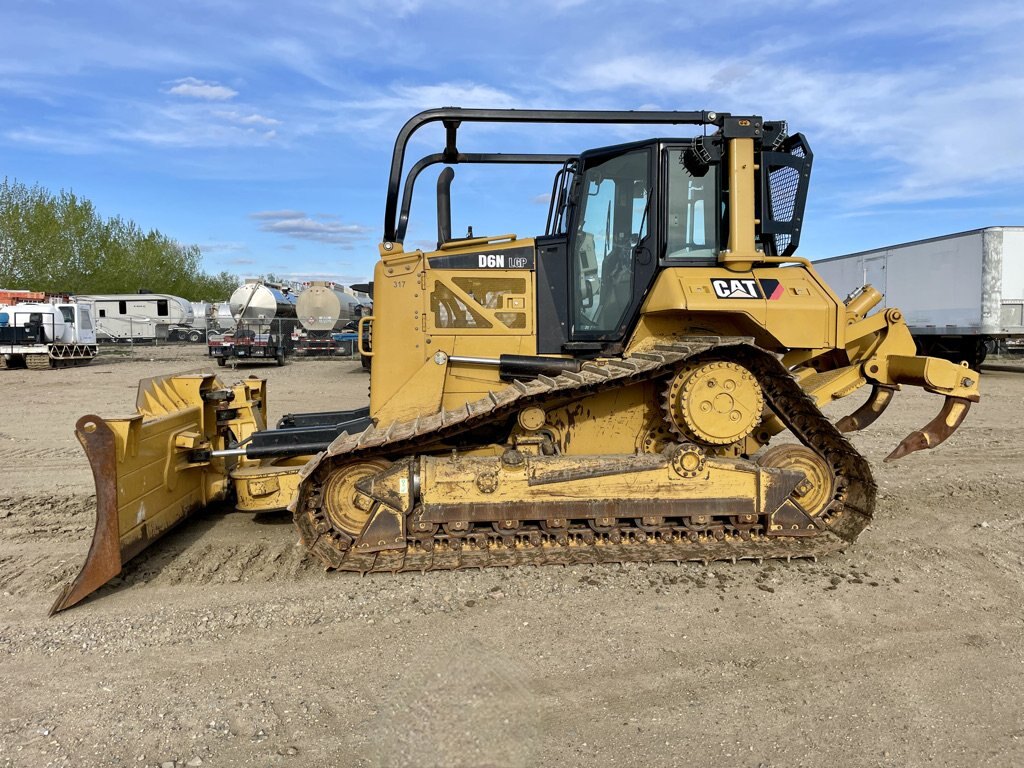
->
xmin=437 ymin=167 xmax=454 ymax=248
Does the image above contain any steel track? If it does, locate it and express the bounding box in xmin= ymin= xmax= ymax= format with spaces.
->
xmin=293 ymin=338 xmax=876 ymax=572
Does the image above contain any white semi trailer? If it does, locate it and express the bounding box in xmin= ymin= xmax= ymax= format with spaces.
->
xmin=813 ymin=226 xmax=1024 ymax=368
xmin=0 ymin=301 xmax=99 ymax=369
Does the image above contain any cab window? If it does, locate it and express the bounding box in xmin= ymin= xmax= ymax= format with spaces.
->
xmin=665 ymin=147 xmax=718 ymax=260
xmin=570 ymin=149 xmax=650 ymax=336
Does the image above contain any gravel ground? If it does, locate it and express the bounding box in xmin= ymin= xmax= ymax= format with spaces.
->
xmin=1 ymin=346 xmax=1023 ymax=767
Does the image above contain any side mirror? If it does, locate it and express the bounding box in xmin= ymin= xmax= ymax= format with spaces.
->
xmin=581 ymin=278 xmax=594 ymax=308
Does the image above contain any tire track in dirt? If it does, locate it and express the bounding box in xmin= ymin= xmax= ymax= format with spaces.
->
xmin=108 ymin=510 xmax=319 ymax=592
xmin=0 ymin=493 xmax=95 ymax=540
xmin=0 ymin=490 xmax=95 ymax=596
xmin=0 ymin=492 xmax=318 ymax=599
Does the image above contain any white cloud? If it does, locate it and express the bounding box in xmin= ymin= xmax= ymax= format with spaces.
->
xmin=563 ymin=49 xmax=1024 ymax=205
xmin=3 ymin=127 xmax=112 ymax=155
xmin=167 ymin=77 xmax=238 ymax=101
xmin=250 ymin=209 xmax=306 ymax=220
xmin=262 ymin=38 xmax=337 ymax=89
xmin=250 ymin=210 xmax=372 ymax=246
xmin=198 ymin=240 xmax=248 ymax=254
xmin=233 ymin=112 xmax=280 ymax=126
xmin=110 ymin=99 xmax=282 ymax=148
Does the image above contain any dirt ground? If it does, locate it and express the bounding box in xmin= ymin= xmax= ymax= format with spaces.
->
xmin=1 ymin=345 xmax=1023 ymax=768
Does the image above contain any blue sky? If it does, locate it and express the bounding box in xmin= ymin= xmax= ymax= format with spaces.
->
xmin=3 ymin=0 xmax=1024 ymax=287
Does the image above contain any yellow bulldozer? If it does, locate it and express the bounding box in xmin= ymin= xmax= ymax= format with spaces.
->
xmin=52 ymin=109 xmax=980 ymax=614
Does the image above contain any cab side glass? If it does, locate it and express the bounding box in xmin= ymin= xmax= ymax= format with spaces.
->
xmin=665 ymin=149 xmax=718 ymax=261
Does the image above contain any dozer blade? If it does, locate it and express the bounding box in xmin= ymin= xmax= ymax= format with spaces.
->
xmin=50 ymin=415 xmax=124 ymax=615
xmin=835 ymin=384 xmax=897 ymax=433
xmin=51 ymin=372 xmax=266 ymax=614
xmin=885 ymin=396 xmax=972 ymax=462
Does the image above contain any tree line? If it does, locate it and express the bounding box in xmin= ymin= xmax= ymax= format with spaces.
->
xmin=0 ymin=177 xmax=238 ymax=301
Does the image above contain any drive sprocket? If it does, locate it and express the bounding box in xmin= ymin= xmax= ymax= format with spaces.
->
xmin=663 ymin=360 xmax=764 ymax=446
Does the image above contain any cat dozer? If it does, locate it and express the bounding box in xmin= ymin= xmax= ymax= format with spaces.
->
xmin=52 ymin=109 xmax=981 ymax=614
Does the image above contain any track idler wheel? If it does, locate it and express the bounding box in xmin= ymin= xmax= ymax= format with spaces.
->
xmin=756 ymin=445 xmax=835 ymax=537
xmin=296 ymin=459 xmax=393 ymax=568
xmin=321 ymin=459 xmax=392 ymax=538
xmin=756 ymin=445 xmax=834 ymax=518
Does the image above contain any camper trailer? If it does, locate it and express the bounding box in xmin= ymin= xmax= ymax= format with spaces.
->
xmin=76 ymin=293 xmax=194 ymax=342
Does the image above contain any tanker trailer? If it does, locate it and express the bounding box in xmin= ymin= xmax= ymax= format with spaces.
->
xmin=294 ymin=281 xmax=363 ymax=356
xmin=209 ymin=280 xmax=298 ymax=366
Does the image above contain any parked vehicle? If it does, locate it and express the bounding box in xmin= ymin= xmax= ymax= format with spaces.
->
xmin=162 ymin=301 xmax=212 ymax=343
xmin=813 ymin=227 xmax=1024 ymax=368
xmin=0 ymin=301 xmax=98 ymax=369
xmin=75 ymin=293 xmax=195 ymax=343
xmin=208 ymin=320 xmax=290 ymax=367
xmin=210 ymin=281 xmax=298 ymax=366
xmin=292 ymin=281 xmax=364 ymax=356
xmin=229 ymin=280 xmax=297 ymax=321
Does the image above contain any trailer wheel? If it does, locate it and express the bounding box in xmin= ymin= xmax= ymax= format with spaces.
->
xmin=217 ymin=357 xmax=226 ymax=367
xmin=960 ymin=338 xmax=988 ymax=369
xmin=188 ymin=330 xmax=203 ymax=343
xmin=276 ymin=351 xmax=286 ymax=367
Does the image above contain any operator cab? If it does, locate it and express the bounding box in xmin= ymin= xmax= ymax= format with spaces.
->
xmin=537 ymin=128 xmax=808 ymax=354
xmin=562 ymin=140 xmax=721 ymax=342
xmin=380 ymin=109 xmax=811 ymax=357
xmin=537 ymin=137 xmax=723 ymax=353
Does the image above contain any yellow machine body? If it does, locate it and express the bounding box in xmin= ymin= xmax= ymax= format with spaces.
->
xmin=54 ymin=110 xmax=981 ymax=613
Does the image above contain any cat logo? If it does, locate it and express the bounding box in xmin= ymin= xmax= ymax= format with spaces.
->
xmin=711 ymin=278 xmax=762 ymax=299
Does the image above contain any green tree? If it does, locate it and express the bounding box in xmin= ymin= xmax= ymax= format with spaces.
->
xmin=0 ymin=177 xmax=239 ymax=301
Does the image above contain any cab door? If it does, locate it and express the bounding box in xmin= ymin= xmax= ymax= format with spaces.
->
xmin=566 ymin=146 xmax=657 ymax=347
xmin=74 ymin=303 xmax=97 ymax=344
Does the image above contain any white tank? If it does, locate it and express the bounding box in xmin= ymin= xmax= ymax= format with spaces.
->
xmin=296 ymin=282 xmax=362 ymax=332
xmin=1 ymin=302 xmax=72 ymax=342
xmin=229 ymin=281 xmax=297 ymax=321
xmin=211 ymin=302 xmax=235 ymax=331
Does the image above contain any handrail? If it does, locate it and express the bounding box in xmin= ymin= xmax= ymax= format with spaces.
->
xmin=384 ymin=108 xmax=732 ymax=243
xmin=357 ymin=316 xmax=374 ymax=357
